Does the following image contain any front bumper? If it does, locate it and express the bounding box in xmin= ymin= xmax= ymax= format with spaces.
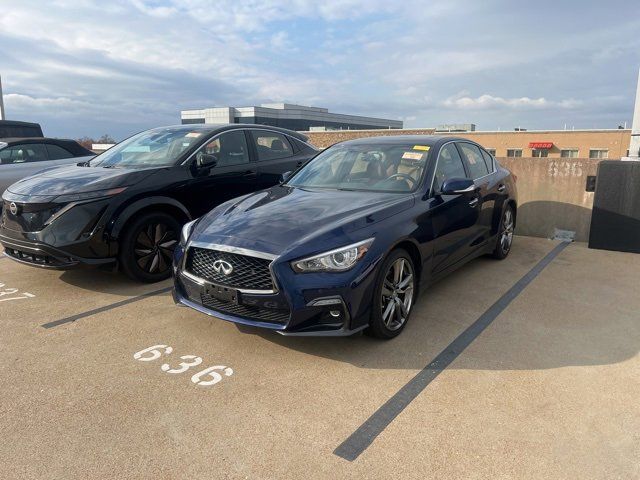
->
xmin=0 ymin=232 xmax=115 ymax=269
xmin=172 ymin=245 xmax=379 ymax=336
xmin=0 ymin=196 xmax=115 ymax=269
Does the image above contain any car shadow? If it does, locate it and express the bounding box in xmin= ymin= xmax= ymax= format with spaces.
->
xmin=235 ymin=239 xmax=639 ymax=372
xmin=58 ymin=269 xmax=171 ymax=296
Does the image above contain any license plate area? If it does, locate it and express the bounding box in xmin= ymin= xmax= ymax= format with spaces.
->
xmin=204 ymin=283 xmax=240 ymax=304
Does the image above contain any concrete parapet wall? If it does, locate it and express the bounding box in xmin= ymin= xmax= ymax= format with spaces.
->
xmin=305 ymin=128 xmax=436 ymax=148
xmin=499 ymin=157 xmax=599 ymax=241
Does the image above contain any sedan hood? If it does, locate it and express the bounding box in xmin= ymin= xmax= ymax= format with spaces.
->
xmin=7 ymin=165 xmax=161 ymax=199
xmin=193 ymin=186 xmax=415 ymax=255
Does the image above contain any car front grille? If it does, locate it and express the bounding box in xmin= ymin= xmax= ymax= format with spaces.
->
xmin=186 ymin=247 xmax=275 ymax=291
xmin=200 ymin=293 xmax=289 ymax=324
xmin=1 ymin=201 xmax=63 ymax=232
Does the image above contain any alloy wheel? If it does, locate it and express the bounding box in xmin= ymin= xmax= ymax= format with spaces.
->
xmin=380 ymin=257 xmax=414 ymax=331
xmin=134 ymin=222 xmax=177 ymax=274
xmin=500 ymin=208 xmax=514 ymax=254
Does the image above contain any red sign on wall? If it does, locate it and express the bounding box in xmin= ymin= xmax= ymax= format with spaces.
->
xmin=529 ymin=142 xmax=553 ymax=149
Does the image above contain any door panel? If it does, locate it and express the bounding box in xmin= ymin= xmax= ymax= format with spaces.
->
xmin=248 ymin=130 xmax=307 ymax=188
xmin=184 ymin=130 xmax=258 ymax=217
xmin=427 ymin=142 xmax=480 ymax=274
xmin=456 ymin=142 xmax=496 ymax=248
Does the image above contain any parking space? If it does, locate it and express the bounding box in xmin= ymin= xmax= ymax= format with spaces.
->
xmin=0 ymin=236 xmax=638 ymax=479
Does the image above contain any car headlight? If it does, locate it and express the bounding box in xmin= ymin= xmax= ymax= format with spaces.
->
xmin=180 ymin=219 xmax=198 ymax=245
xmin=54 ymin=187 xmax=127 ymax=203
xmin=291 ymin=238 xmax=374 ymax=273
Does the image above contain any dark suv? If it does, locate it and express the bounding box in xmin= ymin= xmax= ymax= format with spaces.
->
xmin=0 ymin=124 xmax=317 ymax=282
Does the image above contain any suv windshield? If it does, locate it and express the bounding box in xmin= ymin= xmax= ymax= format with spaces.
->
xmin=287 ymin=143 xmax=430 ymax=192
xmin=90 ymin=127 xmax=211 ymax=168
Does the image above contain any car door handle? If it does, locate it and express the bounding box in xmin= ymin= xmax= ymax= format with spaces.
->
xmin=468 ymin=198 xmax=479 ymax=208
xmin=243 ymin=170 xmax=258 ymax=178
xmin=296 ymin=161 xmax=304 ymax=168
xmin=497 ymin=184 xmax=506 ymax=192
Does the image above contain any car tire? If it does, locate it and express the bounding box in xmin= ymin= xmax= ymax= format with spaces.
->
xmin=118 ymin=211 xmax=181 ymax=283
xmin=491 ymin=205 xmax=515 ymax=260
xmin=366 ymin=248 xmax=416 ymax=339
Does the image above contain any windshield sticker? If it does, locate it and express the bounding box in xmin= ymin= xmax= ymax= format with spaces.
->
xmin=413 ymin=145 xmax=430 ymax=151
xmin=402 ymin=151 xmax=424 ymax=160
xmin=186 ymin=132 xmax=202 ymax=138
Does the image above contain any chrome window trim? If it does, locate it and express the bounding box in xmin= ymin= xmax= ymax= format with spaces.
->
xmin=180 ymin=129 xmax=251 ymax=167
xmin=428 ymin=140 xmax=465 ymax=195
xmin=429 ymin=140 xmax=497 ymax=196
xmin=244 ymin=127 xmax=315 ymax=152
xmin=180 ymin=127 xmax=313 ymax=167
xmin=182 ymin=241 xmax=279 ymax=294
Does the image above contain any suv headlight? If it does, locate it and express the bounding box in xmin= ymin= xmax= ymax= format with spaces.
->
xmin=180 ymin=219 xmax=197 ymax=246
xmin=54 ymin=187 xmax=127 ymax=203
xmin=291 ymin=238 xmax=374 ymax=273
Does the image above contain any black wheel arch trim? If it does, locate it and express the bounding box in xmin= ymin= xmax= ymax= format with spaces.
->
xmin=108 ymin=196 xmax=192 ymax=240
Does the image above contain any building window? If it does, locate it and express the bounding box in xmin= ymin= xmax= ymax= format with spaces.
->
xmin=531 ymin=149 xmax=548 ymax=158
xmin=560 ymin=149 xmax=579 ymax=158
xmin=506 ymin=149 xmax=522 ymax=158
xmin=486 ymin=148 xmax=496 ymax=156
xmin=589 ymin=149 xmax=608 ymax=159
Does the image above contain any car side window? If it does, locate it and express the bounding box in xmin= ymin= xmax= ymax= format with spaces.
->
xmin=480 ymin=149 xmax=495 ymax=173
xmin=433 ymin=143 xmax=467 ymax=192
xmin=0 ymin=144 xmax=48 ymax=164
xmin=250 ymin=131 xmax=293 ymax=161
xmin=199 ymin=130 xmax=250 ymax=167
xmin=45 ymin=144 xmax=74 ymax=160
xmin=458 ymin=143 xmax=489 ymax=179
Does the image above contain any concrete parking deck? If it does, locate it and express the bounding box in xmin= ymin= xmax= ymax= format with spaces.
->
xmin=0 ymin=236 xmax=638 ymax=479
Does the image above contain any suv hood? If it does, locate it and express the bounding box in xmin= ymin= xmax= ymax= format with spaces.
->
xmin=192 ymin=185 xmax=415 ymax=256
xmin=7 ymin=165 xmax=161 ymax=199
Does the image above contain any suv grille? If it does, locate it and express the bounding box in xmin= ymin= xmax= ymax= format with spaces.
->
xmin=186 ymin=247 xmax=275 ymax=291
xmin=200 ymin=293 xmax=289 ymax=324
xmin=2 ymin=201 xmax=63 ymax=232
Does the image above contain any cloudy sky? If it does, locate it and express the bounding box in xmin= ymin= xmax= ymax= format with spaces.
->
xmin=0 ymin=0 xmax=639 ymax=140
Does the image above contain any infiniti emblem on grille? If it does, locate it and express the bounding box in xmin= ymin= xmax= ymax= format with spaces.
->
xmin=212 ymin=259 xmax=233 ymax=275
xmin=9 ymin=202 xmax=18 ymax=216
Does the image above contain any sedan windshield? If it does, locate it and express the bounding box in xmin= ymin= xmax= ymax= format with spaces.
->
xmin=90 ymin=127 xmax=211 ymax=168
xmin=287 ymin=143 xmax=430 ymax=192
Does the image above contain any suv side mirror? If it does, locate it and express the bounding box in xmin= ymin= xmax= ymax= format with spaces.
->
xmin=441 ymin=178 xmax=475 ymax=195
xmin=280 ymin=171 xmax=292 ymax=183
xmin=196 ymin=152 xmax=217 ymax=169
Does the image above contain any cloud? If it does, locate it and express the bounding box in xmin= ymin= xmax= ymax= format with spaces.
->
xmin=0 ymin=0 xmax=638 ymax=137
xmin=442 ymin=92 xmax=583 ymax=110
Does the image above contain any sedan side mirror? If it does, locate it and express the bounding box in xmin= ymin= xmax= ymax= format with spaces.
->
xmin=441 ymin=177 xmax=476 ymax=195
xmin=196 ymin=152 xmax=217 ymax=169
xmin=280 ymin=171 xmax=292 ymax=183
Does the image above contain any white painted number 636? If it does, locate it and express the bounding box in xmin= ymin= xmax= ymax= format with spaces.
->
xmin=133 ymin=344 xmax=173 ymax=361
xmin=191 ymin=366 xmax=234 ymax=386
xmin=161 ymin=355 xmax=203 ymax=374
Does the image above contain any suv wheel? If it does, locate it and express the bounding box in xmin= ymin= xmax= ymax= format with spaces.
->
xmin=366 ymin=249 xmax=416 ymax=339
xmin=119 ymin=212 xmax=181 ymax=283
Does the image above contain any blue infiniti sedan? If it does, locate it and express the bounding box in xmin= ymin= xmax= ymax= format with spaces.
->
xmin=172 ymin=135 xmax=517 ymax=338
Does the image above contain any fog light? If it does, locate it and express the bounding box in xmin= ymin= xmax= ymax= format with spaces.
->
xmin=329 ymin=310 xmax=341 ymax=318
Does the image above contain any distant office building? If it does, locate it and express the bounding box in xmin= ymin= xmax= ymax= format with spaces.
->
xmin=435 ymin=123 xmax=476 ymax=132
xmin=181 ymin=103 xmax=402 ymax=131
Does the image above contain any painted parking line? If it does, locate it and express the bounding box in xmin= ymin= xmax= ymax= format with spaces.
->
xmin=41 ymin=286 xmax=173 ymax=329
xmin=334 ymin=241 xmax=571 ymax=462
